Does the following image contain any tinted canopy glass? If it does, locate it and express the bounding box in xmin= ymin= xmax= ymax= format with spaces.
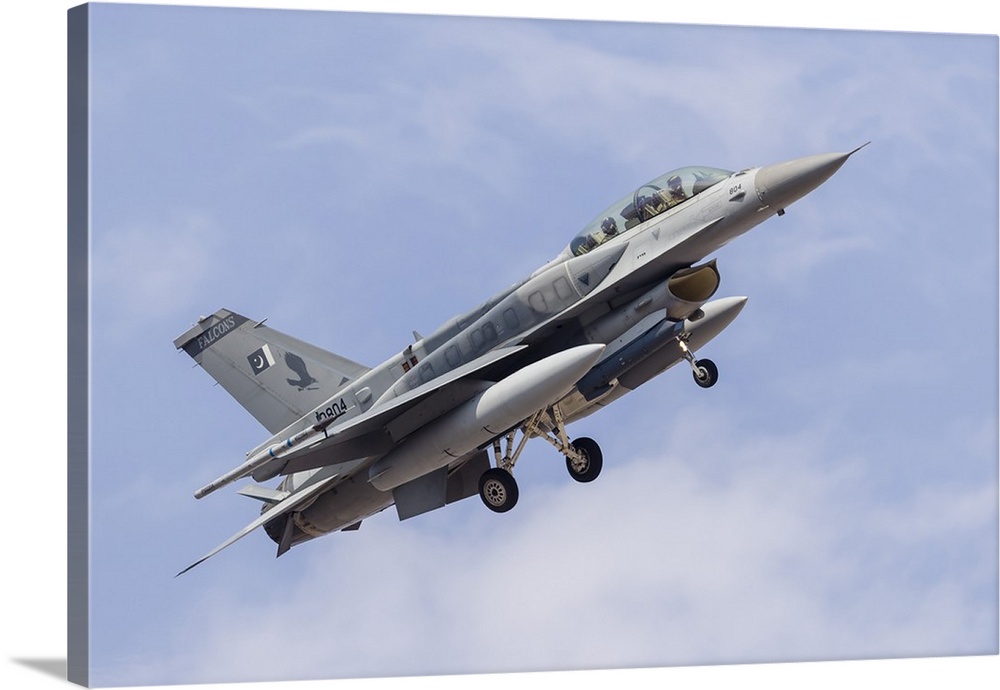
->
xmin=569 ymin=166 xmax=732 ymax=256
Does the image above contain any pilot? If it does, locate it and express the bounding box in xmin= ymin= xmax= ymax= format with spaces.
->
xmin=571 ymin=234 xmax=599 ymax=255
xmin=601 ymin=217 xmax=619 ymax=238
xmin=641 ymin=175 xmax=686 ymax=220
xmin=664 ymin=175 xmax=686 ymax=207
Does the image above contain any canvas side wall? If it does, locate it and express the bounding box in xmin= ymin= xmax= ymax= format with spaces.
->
xmin=67 ymin=4 xmax=89 ymax=687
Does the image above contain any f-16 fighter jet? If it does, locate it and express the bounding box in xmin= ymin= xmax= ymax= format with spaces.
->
xmin=175 ymin=146 xmax=864 ymax=574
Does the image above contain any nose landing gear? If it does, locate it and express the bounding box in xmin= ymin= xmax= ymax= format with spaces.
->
xmin=677 ymin=333 xmax=718 ymax=388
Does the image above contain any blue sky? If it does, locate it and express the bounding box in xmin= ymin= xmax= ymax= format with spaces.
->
xmin=1 ymin=2 xmax=998 ymax=690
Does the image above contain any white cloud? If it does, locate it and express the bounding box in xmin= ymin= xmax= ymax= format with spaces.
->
xmin=109 ymin=405 xmax=994 ymax=687
xmin=92 ymin=210 xmax=224 ymax=324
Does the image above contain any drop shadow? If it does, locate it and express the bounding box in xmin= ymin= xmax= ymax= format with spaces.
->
xmin=11 ymin=657 xmax=67 ymax=681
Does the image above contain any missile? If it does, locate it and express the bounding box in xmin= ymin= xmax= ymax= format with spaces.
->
xmin=368 ymin=343 xmax=606 ymax=492
xmin=194 ymin=416 xmax=341 ymax=499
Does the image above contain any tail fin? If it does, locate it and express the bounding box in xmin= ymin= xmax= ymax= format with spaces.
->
xmin=174 ymin=309 xmax=370 ymax=434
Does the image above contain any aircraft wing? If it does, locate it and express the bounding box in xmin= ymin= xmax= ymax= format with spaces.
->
xmin=177 ymin=472 xmax=339 ymax=576
xmin=194 ymin=344 xmax=529 ymax=498
xmin=181 ymin=345 xmax=530 ymax=571
xmin=269 ymin=345 xmax=526 ymax=476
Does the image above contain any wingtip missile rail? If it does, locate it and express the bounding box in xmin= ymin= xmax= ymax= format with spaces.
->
xmin=194 ymin=421 xmax=334 ymax=499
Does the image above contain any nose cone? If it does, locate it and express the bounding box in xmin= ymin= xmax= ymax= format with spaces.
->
xmin=756 ymin=144 xmax=866 ymax=211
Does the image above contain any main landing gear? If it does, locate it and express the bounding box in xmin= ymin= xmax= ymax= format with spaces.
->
xmin=478 ymin=467 xmax=519 ymax=513
xmin=478 ymin=404 xmax=603 ymax=513
xmin=477 ymin=338 xmax=721 ymax=513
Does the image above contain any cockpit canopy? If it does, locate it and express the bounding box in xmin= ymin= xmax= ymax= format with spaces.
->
xmin=568 ymin=166 xmax=732 ymax=257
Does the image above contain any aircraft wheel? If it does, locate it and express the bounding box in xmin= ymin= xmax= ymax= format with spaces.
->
xmin=479 ymin=468 xmax=519 ymax=513
xmin=566 ymin=437 xmax=603 ymax=483
xmin=693 ymin=358 xmax=718 ymax=388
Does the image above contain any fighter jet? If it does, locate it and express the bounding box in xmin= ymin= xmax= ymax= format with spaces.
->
xmin=174 ymin=146 xmax=864 ymax=574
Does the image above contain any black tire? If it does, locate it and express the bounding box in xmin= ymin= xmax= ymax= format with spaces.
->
xmin=693 ymin=358 xmax=718 ymax=388
xmin=479 ymin=468 xmax=519 ymax=513
xmin=566 ymin=437 xmax=603 ymax=483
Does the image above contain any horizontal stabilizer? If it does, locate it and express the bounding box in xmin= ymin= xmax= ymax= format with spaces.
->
xmin=236 ymin=485 xmax=290 ymax=504
xmin=176 ymin=474 xmax=338 ymax=576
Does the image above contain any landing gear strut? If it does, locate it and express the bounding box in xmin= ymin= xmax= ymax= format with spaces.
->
xmin=478 ymin=405 xmax=604 ymax=512
xmin=677 ymin=334 xmax=718 ymax=388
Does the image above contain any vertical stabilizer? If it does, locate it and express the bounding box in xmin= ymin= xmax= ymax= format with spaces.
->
xmin=174 ymin=309 xmax=370 ymax=434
